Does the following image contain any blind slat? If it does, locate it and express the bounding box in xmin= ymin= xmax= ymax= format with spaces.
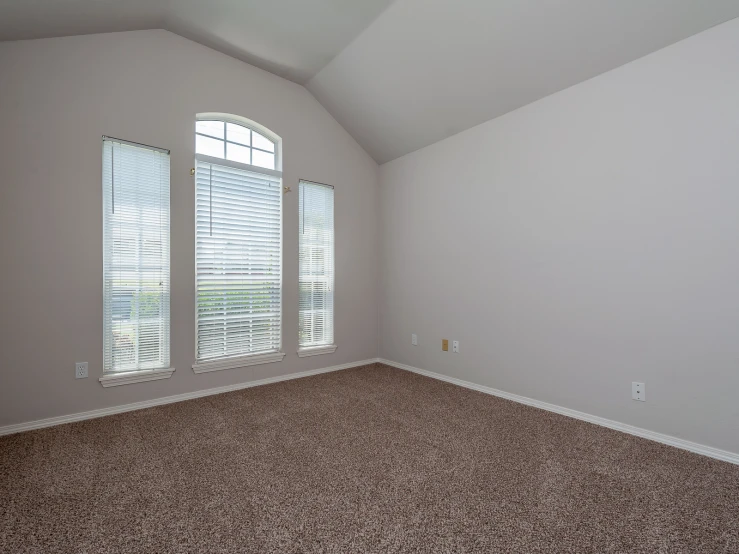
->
xmin=196 ymin=161 xmax=282 ymax=362
xmin=299 ymin=180 xmax=334 ymax=348
xmin=103 ymin=139 xmax=170 ymax=373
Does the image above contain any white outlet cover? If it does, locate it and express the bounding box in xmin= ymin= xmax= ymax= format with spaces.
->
xmin=412 ymin=333 xmax=418 ymax=346
xmin=452 ymin=340 xmax=459 ymax=353
xmin=75 ymin=362 xmax=88 ymax=379
xmin=632 ymin=381 xmax=645 ymax=401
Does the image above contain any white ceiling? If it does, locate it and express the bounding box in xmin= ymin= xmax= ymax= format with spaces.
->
xmin=307 ymin=0 xmax=739 ymax=163
xmin=2 ymin=0 xmax=739 ymax=163
xmin=0 ymin=0 xmax=394 ymax=83
xmin=0 ymin=0 xmax=167 ymax=39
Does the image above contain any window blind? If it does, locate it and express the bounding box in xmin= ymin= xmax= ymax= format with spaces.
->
xmin=102 ymin=138 xmax=170 ymax=373
xmin=195 ymin=160 xmax=282 ymax=362
xmin=299 ymin=180 xmax=335 ymax=349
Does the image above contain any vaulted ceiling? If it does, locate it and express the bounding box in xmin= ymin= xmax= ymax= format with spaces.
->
xmin=2 ymin=0 xmax=738 ymax=164
xmin=308 ymin=0 xmax=739 ymax=163
xmin=0 ymin=0 xmax=394 ymax=84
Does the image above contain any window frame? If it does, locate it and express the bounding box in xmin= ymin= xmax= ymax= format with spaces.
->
xmin=194 ymin=113 xmax=281 ymax=175
xmin=297 ymin=179 xmax=337 ymax=358
xmin=191 ymin=114 xmax=285 ymax=374
xmin=100 ymin=135 xmax=175 ymax=387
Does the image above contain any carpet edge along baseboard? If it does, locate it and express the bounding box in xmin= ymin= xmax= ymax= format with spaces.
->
xmin=379 ymin=358 xmax=739 ymax=466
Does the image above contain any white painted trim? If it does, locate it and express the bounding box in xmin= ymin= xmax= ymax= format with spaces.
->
xmin=378 ymin=358 xmax=739 ymax=466
xmin=194 ymin=153 xmax=282 ymax=179
xmin=99 ymin=367 xmax=175 ymax=387
xmin=196 ymin=112 xmax=282 ymax=173
xmin=192 ymin=351 xmax=286 ymax=374
xmin=12 ymin=356 xmax=735 ymax=466
xmin=297 ymin=344 xmax=337 ymax=358
xmin=0 ymin=359 xmax=378 ymax=437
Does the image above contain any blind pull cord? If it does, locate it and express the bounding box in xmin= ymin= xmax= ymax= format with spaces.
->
xmin=159 ymin=153 xmax=163 ymax=288
xmin=111 ymin=144 xmax=115 ymax=214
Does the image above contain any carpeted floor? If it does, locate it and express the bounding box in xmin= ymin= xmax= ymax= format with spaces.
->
xmin=1 ymin=363 xmax=738 ymax=553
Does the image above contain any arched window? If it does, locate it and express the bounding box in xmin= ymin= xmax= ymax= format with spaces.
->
xmin=192 ymin=114 xmax=284 ymax=373
xmin=195 ymin=115 xmax=279 ymax=171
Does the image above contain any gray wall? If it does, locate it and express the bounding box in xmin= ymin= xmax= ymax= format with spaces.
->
xmin=379 ymin=18 xmax=739 ymax=454
xmin=0 ymin=30 xmax=379 ymax=426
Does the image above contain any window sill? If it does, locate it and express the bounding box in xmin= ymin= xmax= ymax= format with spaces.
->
xmin=192 ymin=351 xmax=286 ymax=374
xmin=297 ymin=344 xmax=338 ymax=358
xmin=99 ymin=367 xmax=176 ymax=388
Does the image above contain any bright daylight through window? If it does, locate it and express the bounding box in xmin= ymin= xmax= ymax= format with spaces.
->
xmin=193 ymin=117 xmax=285 ymax=373
xmin=102 ymin=138 xmax=171 ymax=375
xmin=298 ymin=180 xmax=336 ymax=357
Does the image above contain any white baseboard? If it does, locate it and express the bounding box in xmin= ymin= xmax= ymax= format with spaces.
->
xmin=378 ymin=358 xmax=739 ymax=466
xmin=6 ymin=357 xmax=736 ymax=466
xmin=0 ymin=358 xmax=378 ymax=437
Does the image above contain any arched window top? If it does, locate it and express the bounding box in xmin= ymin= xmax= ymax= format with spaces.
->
xmin=195 ymin=113 xmax=281 ymax=173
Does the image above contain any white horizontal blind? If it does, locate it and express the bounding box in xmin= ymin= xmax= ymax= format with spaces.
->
xmin=299 ymin=180 xmax=334 ymax=348
xmin=195 ymin=160 xmax=282 ymax=362
xmin=103 ymin=139 xmax=170 ymax=373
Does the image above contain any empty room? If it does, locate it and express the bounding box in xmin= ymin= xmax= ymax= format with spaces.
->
xmin=1 ymin=0 xmax=739 ymax=552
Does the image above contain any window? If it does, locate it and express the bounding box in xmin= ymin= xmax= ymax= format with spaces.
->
xmin=193 ymin=116 xmax=285 ymax=373
xmin=298 ymin=180 xmax=336 ymax=357
xmin=102 ymin=137 xmax=173 ymax=386
xmin=195 ymin=119 xmax=276 ymax=170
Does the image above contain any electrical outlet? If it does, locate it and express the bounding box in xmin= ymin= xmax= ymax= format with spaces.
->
xmin=412 ymin=333 xmax=418 ymax=346
xmin=632 ymin=382 xmax=645 ymax=402
xmin=452 ymin=340 xmax=459 ymax=353
xmin=75 ymin=362 xmax=88 ymax=379
xmin=442 ymin=339 xmax=448 ymax=352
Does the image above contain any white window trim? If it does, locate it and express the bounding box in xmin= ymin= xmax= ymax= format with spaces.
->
xmin=192 ymin=352 xmax=286 ymax=374
xmin=102 ymin=136 xmax=171 ymax=377
xmin=196 ymin=112 xmax=282 ymax=172
xmin=192 ymin=155 xmax=285 ymax=370
xmin=193 ymin=115 xmax=285 ymax=371
xmin=194 ymin=153 xmax=282 ymax=178
xmin=297 ymin=344 xmax=337 ymax=358
xmin=298 ymin=179 xmax=335 ymax=352
xmin=99 ymin=367 xmax=175 ymax=388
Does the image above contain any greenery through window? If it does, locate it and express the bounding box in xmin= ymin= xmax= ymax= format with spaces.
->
xmin=194 ymin=116 xmax=283 ymax=365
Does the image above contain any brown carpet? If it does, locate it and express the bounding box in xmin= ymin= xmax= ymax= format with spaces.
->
xmin=1 ymin=363 xmax=738 ymax=553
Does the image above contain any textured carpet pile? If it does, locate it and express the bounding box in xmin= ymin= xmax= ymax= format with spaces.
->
xmin=1 ymin=363 xmax=738 ymax=553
